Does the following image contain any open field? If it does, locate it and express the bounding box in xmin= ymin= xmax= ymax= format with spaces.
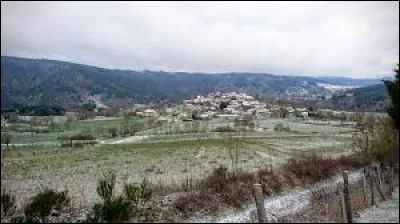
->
xmin=1 ymin=116 xmax=357 ymax=210
xmin=2 ymin=116 xmax=148 ymax=145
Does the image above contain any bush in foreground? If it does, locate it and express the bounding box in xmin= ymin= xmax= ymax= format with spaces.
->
xmin=86 ymin=172 xmax=155 ymax=223
xmin=20 ymin=188 xmax=70 ymax=223
xmin=1 ymin=190 xmax=16 ymax=219
xmin=173 ymin=166 xmax=255 ymax=215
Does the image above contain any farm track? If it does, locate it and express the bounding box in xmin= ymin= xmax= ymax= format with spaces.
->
xmin=105 ymin=132 xmax=348 ymax=145
xmin=2 ymin=132 xmax=350 ymax=147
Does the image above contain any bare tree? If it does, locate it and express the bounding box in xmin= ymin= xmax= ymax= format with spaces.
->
xmin=352 ymin=114 xmax=399 ymax=165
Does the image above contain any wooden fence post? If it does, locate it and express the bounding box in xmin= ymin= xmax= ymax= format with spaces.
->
xmin=375 ymin=164 xmax=382 ymax=187
xmin=362 ymin=168 xmax=367 ymax=203
xmin=343 ymin=171 xmax=353 ymax=223
xmin=375 ymin=180 xmax=386 ymax=201
xmin=340 ymin=187 xmax=347 ymax=223
xmin=374 ymin=165 xmax=386 ymax=201
xmin=253 ymin=183 xmax=267 ymax=223
xmin=386 ymin=166 xmax=392 ymax=196
xmin=389 ymin=166 xmax=394 ymax=195
xmin=368 ymin=169 xmax=375 ymax=206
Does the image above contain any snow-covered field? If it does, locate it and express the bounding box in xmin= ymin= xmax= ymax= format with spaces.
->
xmin=1 ymin=117 xmax=357 ymax=210
xmin=316 ymin=83 xmax=362 ymax=91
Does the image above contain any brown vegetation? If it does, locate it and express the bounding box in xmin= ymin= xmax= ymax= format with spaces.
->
xmin=352 ymin=115 xmax=399 ymax=165
xmin=169 ymin=154 xmax=366 ymax=218
xmin=1 ymin=154 xmax=370 ymax=223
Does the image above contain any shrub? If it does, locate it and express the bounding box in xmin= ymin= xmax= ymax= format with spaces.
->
xmin=173 ymin=166 xmax=255 ymax=215
xmin=96 ymin=172 xmax=116 ymax=201
xmin=124 ymin=178 xmax=152 ymax=206
xmin=274 ymin=123 xmax=290 ymax=132
xmin=69 ymin=134 xmax=96 ymax=141
xmin=57 ymin=135 xmax=72 ymax=148
xmin=129 ymin=125 xmax=140 ymax=136
xmin=219 ymin=102 xmax=228 ymax=110
xmin=72 ymin=140 xmax=98 ymax=148
xmin=87 ymin=171 xmax=134 ymax=223
xmin=34 ymin=128 xmax=50 ymax=134
xmin=23 ymin=188 xmax=69 ymax=223
xmin=86 ymin=196 xmax=133 ymax=223
xmin=352 ymin=115 xmax=399 ymax=165
xmin=1 ymin=190 xmax=16 ymax=218
xmin=1 ymin=133 xmax=12 ymax=149
xmin=58 ymin=134 xmax=97 ymax=148
xmin=107 ymin=127 xmax=118 ymax=138
xmin=87 ymin=172 xmax=156 ymax=223
xmin=282 ymin=154 xmax=366 ymax=184
xmin=213 ymin=126 xmax=236 ymax=132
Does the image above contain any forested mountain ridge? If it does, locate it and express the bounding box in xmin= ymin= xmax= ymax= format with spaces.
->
xmin=1 ymin=56 xmax=388 ymax=111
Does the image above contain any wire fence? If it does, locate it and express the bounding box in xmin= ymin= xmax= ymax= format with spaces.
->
xmin=252 ymin=163 xmax=399 ymax=223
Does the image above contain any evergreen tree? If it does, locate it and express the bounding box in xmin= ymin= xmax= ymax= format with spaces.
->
xmin=384 ymin=64 xmax=399 ymax=129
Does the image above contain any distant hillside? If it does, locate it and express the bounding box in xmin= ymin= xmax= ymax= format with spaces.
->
xmin=330 ymin=84 xmax=390 ymax=111
xmin=315 ymin=76 xmax=383 ymax=86
xmin=0 ymin=56 xmax=389 ymax=111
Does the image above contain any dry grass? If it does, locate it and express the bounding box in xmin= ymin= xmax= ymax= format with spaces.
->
xmin=282 ymin=154 xmax=367 ymax=185
xmin=352 ymin=115 xmax=399 ymax=165
xmin=171 ymin=168 xmax=255 ymax=216
xmin=2 ymin=155 xmax=384 ymax=223
xmin=163 ymin=154 xmax=367 ymax=219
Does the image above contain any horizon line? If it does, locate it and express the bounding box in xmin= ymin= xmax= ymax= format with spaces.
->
xmin=1 ymin=54 xmax=391 ymax=80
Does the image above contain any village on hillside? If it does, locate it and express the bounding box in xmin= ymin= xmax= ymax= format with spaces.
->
xmin=131 ymin=92 xmax=309 ymax=120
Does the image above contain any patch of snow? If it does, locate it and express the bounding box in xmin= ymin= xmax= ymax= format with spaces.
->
xmin=316 ymin=83 xmax=362 ymax=91
xmin=355 ymin=187 xmax=399 ymax=223
xmin=106 ymin=135 xmax=149 ymax=144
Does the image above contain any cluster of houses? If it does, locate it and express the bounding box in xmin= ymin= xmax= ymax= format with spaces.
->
xmin=1 ymin=116 xmax=7 ymax=127
xmin=125 ymin=92 xmax=369 ymax=121
xmin=135 ymin=109 xmax=158 ymax=117
xmin=181 ymin=92 xmax=309 ymax=119
xmin=182 ymin=92 xmax=267 ymax=118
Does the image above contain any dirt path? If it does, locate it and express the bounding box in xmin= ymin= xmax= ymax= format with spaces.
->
xmin=103 ymin=135 xmax=149 ymax=144
xmin=187 ymin=170 xmax=363 ymax=223
xmin=355 ymin=187 xmax=399 ymax=223
xmin=101 ymin=132 xmax=335 ymax=145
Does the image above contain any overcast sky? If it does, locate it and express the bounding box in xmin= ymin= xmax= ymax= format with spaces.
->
xmin=1 ymin=1 xmax=399 ymax=78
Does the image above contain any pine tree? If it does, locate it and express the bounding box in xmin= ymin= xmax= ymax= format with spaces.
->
xmin=384 ymin=64 xmax=399 ymax=129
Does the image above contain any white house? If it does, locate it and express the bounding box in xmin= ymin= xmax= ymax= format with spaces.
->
xmin=143 ymin=109 xmax=157 ymax=117
xmin=300 ymin=111 xmax=309 ymax=118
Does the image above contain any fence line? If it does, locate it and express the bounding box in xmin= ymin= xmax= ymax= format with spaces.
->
xmin=253 ymin=163 xmax=399 ymax=223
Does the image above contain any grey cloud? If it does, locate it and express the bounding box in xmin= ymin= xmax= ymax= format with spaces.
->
xmin=1 ymin=1 xmax=399 ymax=78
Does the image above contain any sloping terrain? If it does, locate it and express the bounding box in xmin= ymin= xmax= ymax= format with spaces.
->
xmin=330 ymin=84 xmax=390 ymax=111
xmin=1 ymin=56 xmax=387 ymax=110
